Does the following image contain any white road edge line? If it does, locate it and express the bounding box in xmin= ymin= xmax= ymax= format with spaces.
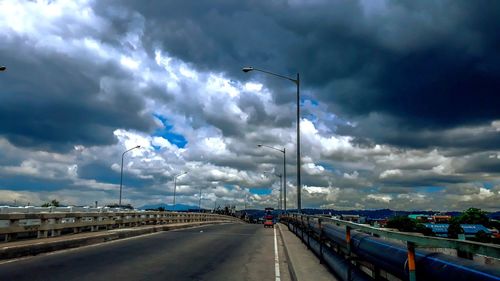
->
xmin=274 ymin=226 xmax=281 ymax=281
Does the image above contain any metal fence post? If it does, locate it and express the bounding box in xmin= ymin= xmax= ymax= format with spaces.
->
xmin=306 ymin=216 xmax=311 ymax=249
xmin=301 ymin=215 xmax=305 ymax=243
xmin=407 ymin=242 xmax=417 ymax=281
xmin=346 ymin=225 xmax=352 ymax=255
xmin=346 ymin=225 xmax=352 ymax=281
xmin=319 ymin=218 xmax=324 ymax=264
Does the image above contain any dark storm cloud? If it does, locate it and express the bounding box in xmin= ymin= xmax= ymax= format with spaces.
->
xmin=338 ymin=114 xmax=500 ymax=150
xmin=379 ymin=174 xmax=466 ymax=187
xmin=78 ymin=161 xmax=119 ymax=184
xmin=456 ymin=154 xmax=500 ymax=174
xmin=0 ymin=34 xmax=156 ymax=152
xmin=0 ymin=175 xmax=73 ymax=192
xmin=104 ymin=0 xmax=500 ymax=148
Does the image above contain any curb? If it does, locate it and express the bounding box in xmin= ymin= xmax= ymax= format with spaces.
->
xmin=0 ymin=221 xmax=230 ymax=260
xmin=278 ymin=223 xmax=298 ymax=281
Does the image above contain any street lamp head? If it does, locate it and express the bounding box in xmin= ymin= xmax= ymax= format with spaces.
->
xmin=135 ymin=145 xmax=141 ymax=148
xmin=257 ymin=144 xmax=262 ymax=147
xmin=0 ymin=66 xmax=6 ymax=71
xmin=242 ymin=66 xmax=254 ymax=73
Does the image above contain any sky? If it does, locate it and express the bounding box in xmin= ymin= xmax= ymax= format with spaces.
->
xmin=0 ymin=0 xmax=499 ymax=211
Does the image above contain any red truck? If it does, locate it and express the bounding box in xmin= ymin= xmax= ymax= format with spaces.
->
xmin=263 ymin=207 xmax=274 ymax=228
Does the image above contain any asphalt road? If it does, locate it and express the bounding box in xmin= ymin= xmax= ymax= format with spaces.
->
xmin=0 ymin=223 xmax=289 ymax=281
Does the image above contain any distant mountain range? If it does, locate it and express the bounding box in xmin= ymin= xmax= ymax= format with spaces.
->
xmin=241 ymin=208 xmax=500 ymax=220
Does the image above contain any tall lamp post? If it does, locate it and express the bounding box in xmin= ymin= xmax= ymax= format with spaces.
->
xmin=258 ymin=144 xmax=286 ymax=212
xmin=119 ymin=145 xmax=140 ymax=206
xmin=277 ymin=173 xmax=283 ymax=210
xmin=244 ymin=67 xmax=301 ymax=213
xmin=172 ymin=172 xmax=187 ymax=211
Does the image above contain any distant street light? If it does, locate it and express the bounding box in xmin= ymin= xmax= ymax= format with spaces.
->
xmin=119 ymin=145 xmax=141 ymax=206
xmin=0 ymin=66 xmax=6 ymax=71
xmin=244 ymin=67 xmax=302 ymax=212
xmin=258 ymin=144 xmax=286 ymax=212
xmin=172 ymin=172 xmax=187 ymax=211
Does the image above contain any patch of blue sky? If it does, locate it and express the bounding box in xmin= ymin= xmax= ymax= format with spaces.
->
xmin=418 ymin=186 xmax=445 ymax=193
xmin=250 ymin=187 xmax=272 ymax=195
xmin=483 ymin=182 xmax=494 ymax=189
xmin=304 ymin=113 xmax=318 ymax=123
xmin=152 ymin=114 xmax=187 ymax=148
xmin=300 ymin=96 xmax=319 ymax=106
xmin=318 ymin=162 xmax=335 ymax=172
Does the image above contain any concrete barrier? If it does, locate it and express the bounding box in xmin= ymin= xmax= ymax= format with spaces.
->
xmin=0 ymin=211 xmax=240 ymax=242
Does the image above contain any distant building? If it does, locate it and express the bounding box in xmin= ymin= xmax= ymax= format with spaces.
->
xmin=423 ymin=223 xmax=492 ymax=238
xmin=368 ymin=218 xmax=388 ymax=228
xmin=408 ymin=214 xmax=430 ymax=222
xmin=431 ymin=215 xmax=451 ymax=223
xmin=340 ymin=214 xmax=366 ymax=224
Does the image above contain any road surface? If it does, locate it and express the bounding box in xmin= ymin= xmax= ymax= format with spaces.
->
xmin=0 ymin=223 xmax=289 ymax=281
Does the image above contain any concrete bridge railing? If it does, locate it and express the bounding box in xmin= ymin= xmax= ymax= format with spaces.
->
xmin=0 ymin=211 xmax=240 ymax=242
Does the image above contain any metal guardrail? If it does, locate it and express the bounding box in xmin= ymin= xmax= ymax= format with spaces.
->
xmin=299 ymin=214 xmax=500 ymax=259
xmin=0 ymin=211 xmax=240 ymax=242
xmin=283 ymin=213 xmax=500 ymax=281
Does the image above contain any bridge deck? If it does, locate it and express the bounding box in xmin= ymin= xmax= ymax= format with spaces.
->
xmin=0 ymin=223 xmax=292 ymax=281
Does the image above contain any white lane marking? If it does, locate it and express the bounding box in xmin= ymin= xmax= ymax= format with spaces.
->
xmin=274 ymin=226 xmax=281 ymax=281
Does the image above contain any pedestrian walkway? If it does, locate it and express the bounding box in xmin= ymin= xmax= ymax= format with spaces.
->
xmin=278 ymin=223 xmax=337 ymax=281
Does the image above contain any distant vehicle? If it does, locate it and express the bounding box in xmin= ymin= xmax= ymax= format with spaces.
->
xmin=264 ymin=207 xmax=274 ymax=228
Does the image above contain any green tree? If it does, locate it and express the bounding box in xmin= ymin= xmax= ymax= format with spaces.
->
xmin=41 ymin=199 xmax=60 ymax=207
xmin=458 ymin=208 xmax=489 ymax=225
xmin=416 ymin=224 xmax=435 ymax=236
xmin=488 ymin=220 xmax=500 ymax=230
xmin=448 ymin=217 xmax=464 ymax=239
xmin=474 ymin=230 xmax=491 ymax=243
xmin=387 ymin=216 xmax=417 ymax=232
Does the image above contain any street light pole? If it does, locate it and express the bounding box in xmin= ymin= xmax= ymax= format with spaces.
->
xmin=296 ymin=72 xmax=301 ymax=212
xmin=278 ymin=173 xmax=283 ymax=210
xmin=257 ymin=144 xmax=286 ymax=212
xmin=119 ymin=145 xmax=140 ymax=206
xmin=245 ymin=67 xmax=301 ymax=213
xmin=283 ymin=147 xmax=286 ymax=211
xmin=172 ymin=172 xmax=187 ymax=211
